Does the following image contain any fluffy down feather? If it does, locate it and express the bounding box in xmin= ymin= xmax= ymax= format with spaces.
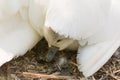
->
xmin=0 ymin=0 xmax=42 ymax=66
xmin=0 ymin=0 xmax=28 ymax=21
xmin=45 ymin=0 xmax=111 ymax=40
xmin=29 ymin=0 xmax=49 ymax=36
xmin=0 ymin=15 xmax=40 ymax=66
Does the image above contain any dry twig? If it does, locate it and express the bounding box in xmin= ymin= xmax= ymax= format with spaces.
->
xmin=102 ymin=68 xmax=120 ymax=80
xmin=113 ymin=69 xmax=120 ymax=74
xmin=23 ymin=72 xmax=75 ymax=79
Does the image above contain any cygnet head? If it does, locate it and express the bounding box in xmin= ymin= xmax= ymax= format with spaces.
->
xmin=43 ymin=27 xmax=79 ymax=51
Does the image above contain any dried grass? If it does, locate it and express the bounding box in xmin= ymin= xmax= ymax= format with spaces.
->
xmin=0 ymin=39 xmax=120 ymax=80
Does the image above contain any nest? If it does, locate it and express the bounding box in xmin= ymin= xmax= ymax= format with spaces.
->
xmin=0 ymin=39 xmax=120 ymax=80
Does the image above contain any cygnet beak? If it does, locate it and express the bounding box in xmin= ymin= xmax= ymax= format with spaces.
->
xmin=45 ymin=46 xmax=59 ymax=62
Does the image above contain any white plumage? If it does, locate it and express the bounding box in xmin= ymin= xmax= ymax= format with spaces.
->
xmin=0 ymin=0 xmax=120 ymax=77
xmin=44 ymin=0 xmax=120 ymax=77
xmin=0 ymin=15 xmax=40 ymax=66
xmin=0 ymin=0 xmax=41 ymax=66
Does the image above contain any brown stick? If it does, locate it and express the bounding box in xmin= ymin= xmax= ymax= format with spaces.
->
xmin=113 ymin=70 xmax=120 ymax=74
xmin=23 ymin=72 xmax=75 ymax=79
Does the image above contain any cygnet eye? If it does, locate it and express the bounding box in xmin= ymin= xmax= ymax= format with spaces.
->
xmin=57 ymin=39 xmax=62 ymax=42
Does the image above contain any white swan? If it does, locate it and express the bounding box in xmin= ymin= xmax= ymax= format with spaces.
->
xmin=0 ymin=0 xmax=120 ymax=77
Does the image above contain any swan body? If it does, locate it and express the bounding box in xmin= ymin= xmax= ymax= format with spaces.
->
xmin=44 ymin=0 xmax=120 ymax=77
xmin=0 ymin=0 xmax=42 ymax=66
